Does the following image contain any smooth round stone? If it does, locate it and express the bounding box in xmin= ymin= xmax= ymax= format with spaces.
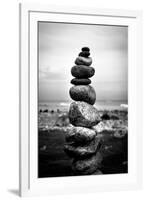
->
xmin=81 ymin=47 xmax=90 ymax=52
xmin=71 ymin=65 xmax=95 ymax=78
xmin=65 ymin=126 xmax=96 ymax=144
xmin=72 ymin=152 xmax=102 ymax=174
xmin=71 ymin=78 xmax=91 ymax=85
xmin=69 ymin=101 xmax=101 ymax=127
xmin=78 ymin=51 xmax=90 ymax=58
xmin=75 ymin=56 xmax=92 ymax=66
xmin=69 ymin=85 xmax=96 ymax=105
xmin=64 ymin=136 xmax=100 ymax=158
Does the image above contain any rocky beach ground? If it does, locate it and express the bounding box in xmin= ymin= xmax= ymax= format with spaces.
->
xmin=38 ymin=107 xmax=128 ymax=178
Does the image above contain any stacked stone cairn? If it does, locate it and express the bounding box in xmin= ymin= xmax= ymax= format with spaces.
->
xmin=64 ymin=47 xmax=102 ymax=175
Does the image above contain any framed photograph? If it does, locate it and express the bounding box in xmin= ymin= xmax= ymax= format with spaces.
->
xmin=19 ymin=3 xmax=142 ymax=197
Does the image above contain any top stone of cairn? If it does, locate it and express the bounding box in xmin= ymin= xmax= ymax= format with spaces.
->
xmin=75 ymin=47 xmax=92 ymax=66
xmin=79 ymin=47 xmax=90 ymax=58
xmin=81 ymin=47 xmax=90 ymax=52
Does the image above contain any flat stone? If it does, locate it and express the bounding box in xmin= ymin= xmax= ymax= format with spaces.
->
xmin=64 ymin=136 xmax=100 ymax=158
xmin=65 ymin=126 xmax=96 ymax=144
xmin=75 ymin=56 xmax=92 ymax=66
xmin=71 ymin=65 xmax=95 ymax=78
xmin=69 ymin=85 xmax=96 ymax=105
xmin=78 ymin=51 xmax=90 ymax=58
xmin=72 ymin=152 xmax=102 ymax=174
xmin=71 ymin=78 xmax=91 ymax=85
xmin=69 ymin=101 xmax=101 ymax=127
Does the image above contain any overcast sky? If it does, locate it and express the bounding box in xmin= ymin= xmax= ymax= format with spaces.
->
xmin=39 ymin=22 xmax=128 ymax=102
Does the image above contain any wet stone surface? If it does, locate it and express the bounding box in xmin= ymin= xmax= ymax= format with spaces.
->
xmin=65 ymin=126 xmax=96 ymax=144
xmin=69 ymin=101 xmax=101 ymax=128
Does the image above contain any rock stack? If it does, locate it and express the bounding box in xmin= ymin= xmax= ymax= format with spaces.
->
xmin=64 ymin=47 xmax=102 ymax=175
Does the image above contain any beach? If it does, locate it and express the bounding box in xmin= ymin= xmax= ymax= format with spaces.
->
xmin=38 ymin=101 xmax=128 ymax=178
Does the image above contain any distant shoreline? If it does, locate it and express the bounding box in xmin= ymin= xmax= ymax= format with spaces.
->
xmin=38 ymin=101 xmax=128 ymax=113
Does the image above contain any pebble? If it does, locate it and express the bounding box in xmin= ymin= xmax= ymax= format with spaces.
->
xmin=71 ymin=65 xmax=95 ymax=78
xmin=75 ymin=56 xmax=92 ymax=66
xmin=69 ymin=101 xmax=101 ymax=127
xmin=81 ymin=47 xmax=90 ymax=52
xmin=64 ymin=137 xmax=100 ymax=158
xmin=71 ymin=78 xmax=91 ymax=85
xmin=78 ymin=51 xmax=90 ymax=58
xmin=69 ymin=85 xmax=96 ymax=105
xmin=72 ymin=152 xmax=102 ymax=174
xmin=65 ymin=126 xmax=96 ymax=144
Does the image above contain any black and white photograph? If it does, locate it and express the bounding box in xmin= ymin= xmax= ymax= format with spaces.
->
xmin=38 ymin=22 xmax=128 ymax=178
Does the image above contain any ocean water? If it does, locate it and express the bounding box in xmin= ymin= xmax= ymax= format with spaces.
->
xmin=39 ymin=100 xmax=128 ymax=112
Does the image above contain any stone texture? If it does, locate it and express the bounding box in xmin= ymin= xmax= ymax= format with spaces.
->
xmin=71 ymin=65 xmax=95 ymax=78
xmin=71 ymin=78 xmax=91 ymax=85
xmin=69 ymin=85 xmax=96 ymax=105
xmin=72 ymin=152 xmax=102 ymax=174
xmin=93 ymin=120 xmax=128 ymax=134
xmin=64 ymin=47 xmax=103 ymax=175
xmin=65 ymin=126 xmax=96 ymax=144
xmin=75 ymin=56 xmax=92 ymax=66
xmin=64 ymin=136 xmax=100 ymax=158
xmin=69 ymin=101 xmax=101 ymax=127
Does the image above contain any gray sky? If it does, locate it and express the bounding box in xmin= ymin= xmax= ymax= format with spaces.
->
xmin=39 ymin=22 xmax=128 ymax=102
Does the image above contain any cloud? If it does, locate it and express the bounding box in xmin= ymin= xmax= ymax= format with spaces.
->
xmin=38 ymin=22 xmax=128 ymax=102
xmin=39 ymin=66 xmax=67 ymax=81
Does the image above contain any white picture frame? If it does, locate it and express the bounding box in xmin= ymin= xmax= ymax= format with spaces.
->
xmin=19 ymin=3 xmax=143 ymax=197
